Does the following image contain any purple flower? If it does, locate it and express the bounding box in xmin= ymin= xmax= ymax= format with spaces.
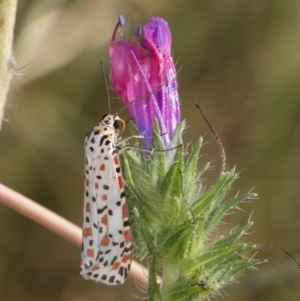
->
xmin=109 ymin=16 xmax=180 ymax=149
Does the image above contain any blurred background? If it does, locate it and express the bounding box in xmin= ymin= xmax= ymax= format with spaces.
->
xmin=0 ymin=0 xmax=300 ymax=300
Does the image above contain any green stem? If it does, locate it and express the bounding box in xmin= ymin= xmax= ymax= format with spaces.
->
xmin=148 ymin=246 xmax=161 ymax=301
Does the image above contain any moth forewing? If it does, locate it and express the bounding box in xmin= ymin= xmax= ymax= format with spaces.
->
xmin=81 ymin=114 xmax=132 ymax=285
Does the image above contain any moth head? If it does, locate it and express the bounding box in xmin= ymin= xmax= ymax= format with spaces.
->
xmin=113 ymin=116 xmax=125 ymax=136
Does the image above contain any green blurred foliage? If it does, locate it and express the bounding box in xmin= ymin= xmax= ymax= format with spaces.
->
xmin=0 ymin=0 xmax=299 ymax=300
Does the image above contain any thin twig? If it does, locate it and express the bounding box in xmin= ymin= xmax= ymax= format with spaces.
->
xmin=0 ymin=183 xmax=151 ymax=285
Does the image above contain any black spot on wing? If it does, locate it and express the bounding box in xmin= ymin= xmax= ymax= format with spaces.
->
xmin=123 ymin=220 xmax=130 ymax=227
xmin=100 ymin=135 xmax=108 ymax=146
xmin=98 ymin=206 xmax=107 ymax=214
xmin=119 ymin=266 xmax=124 ymax=276
xmin=111 ymin=256 xmax=117 ymax=265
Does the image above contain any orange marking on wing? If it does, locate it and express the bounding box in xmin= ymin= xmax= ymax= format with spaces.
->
xmin=122 ymin=254 xmax=130 ymax=263
xmin=118 ymin=176 xmax=123 ymax=189
xmin=124 ymin=230 xmax=131 ymax=242
xmin=114 ymin=156 xmax=119 ymax=165
xmin=85 ymin=157 xmax=88 ymax=165
xmin=100 ymin=164 xmax=105 ymax=171
xmin=87 ymin=249 xmax=94 ymax=257
xmin=122 ymin=204 xmax=128 ymax=218
xmin=95 ymin=182 xmax=99 ymax=189
xmin=85 ymin=203 xmax=90 ymax=212
xmin=101 ymin=235 xmax=110 ymax=246
xmin=112 ymin=262 xmax=120 ymax=270
xmin=83 ymin=228 xmax=92 ymax=236
xmin=101 ymin=215 xmax=108 ymax=225
xmin=101 ymin=194 xmax=107 ymax=201
xmin=85 ymin=179 xmax=89 ymax=186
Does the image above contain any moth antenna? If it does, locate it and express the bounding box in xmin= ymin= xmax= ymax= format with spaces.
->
xmin=194 ymin=102 xmax=226 ymax=173
xmin=116 ymin=86 xmax=162 ymax=116
xmin=100 ymin=61 xmax=111 ymax=114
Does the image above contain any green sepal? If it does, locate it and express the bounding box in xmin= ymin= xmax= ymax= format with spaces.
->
xmin=145 ymin=119 xmax=167 ymax=185
xmin=187 ymin=217 xmax=205 ymax=256
xmin=222 ymin=257 xmax=262 ymax=280
xmin=211 ymin=222 xmax=254 ymax=249
xmin=160 ymin=138 xmax=184 ymax=216
xmin=182 ymin=244 xmax=249 ymax=274
xmin=191 ymin=170 xmax=237 ymax=217
xmin=183 ymin=138 xmax=203 ymax=200
xmin=204 ymin=193 xmax=256 ymax=233
xmin=160 ymin=224 xmax=194 ymax=263
xmin=170 ymin=119 xmax=186 ymax=148
xmin=205 ymin=244 xmax=255 ymax=274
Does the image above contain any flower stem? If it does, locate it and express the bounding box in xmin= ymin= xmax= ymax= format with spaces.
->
xmin=148 ymin=248 xmax=161 ymax=301
xmin=0 ymin=0 xmax=17 ymax=129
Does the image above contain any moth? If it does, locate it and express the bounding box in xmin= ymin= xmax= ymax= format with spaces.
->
xmin=80 ymin=114 xmax=132 ymax=285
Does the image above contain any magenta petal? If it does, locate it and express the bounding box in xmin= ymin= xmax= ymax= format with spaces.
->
xmin=109 ymin=16 xmax=180 ymax=149
xmin=141 ymin=17 xmax=172 ymax=54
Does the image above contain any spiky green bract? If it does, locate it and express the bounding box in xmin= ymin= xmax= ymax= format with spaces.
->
xmin=120 ymin=120 xmax=261 ymax=301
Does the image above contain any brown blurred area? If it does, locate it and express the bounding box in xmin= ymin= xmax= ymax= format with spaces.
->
xmin=1 ymin=0 xmax=300 ymax=300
